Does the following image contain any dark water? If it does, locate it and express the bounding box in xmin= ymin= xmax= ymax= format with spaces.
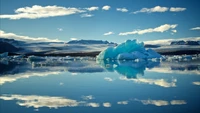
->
xmin=0 ymin=58 xmax=200 ymax=113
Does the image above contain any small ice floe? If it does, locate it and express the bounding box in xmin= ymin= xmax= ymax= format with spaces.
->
xmin=165 ymin=55 xmax=194 ymax=62
xmin=27 ymin=55 xmax=46 ymax=62
xmin=96 ymin=40 xmax=161 ymax=60
xmin=13 ymin=54 xmax=25 ymax=59
xmin=0 ymin=52 xmax=9 ymax=65
xmin=0 ymin=52 xmax=8 ymax=59
xmin=65 ymin=56 xmax=74 ymax=60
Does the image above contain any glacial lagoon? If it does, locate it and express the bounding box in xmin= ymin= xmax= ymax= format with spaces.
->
xmin=0 ymin=57 xmax=200 ymax=113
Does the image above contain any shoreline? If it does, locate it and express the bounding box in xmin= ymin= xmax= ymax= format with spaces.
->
xmin=4 ymin=50 xmax=200 ymax=57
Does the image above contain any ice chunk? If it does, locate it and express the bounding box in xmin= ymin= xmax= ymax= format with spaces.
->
xmin=96 ymin=39 xmax=161 ymax=60
xmin=27 ymin=56 xmax=46 ymax=62
xmin=145 ymin=49 xmax=161 ymax=59
xmin=13 ymin=55 xmax=25 ymax=59
xmin=117 ymin=53 xmax=134 ymax=60
xmin=132 ymin=51 xmax=146 ymax=59
xmin=0 ymin=52 xmax=8 ymax=59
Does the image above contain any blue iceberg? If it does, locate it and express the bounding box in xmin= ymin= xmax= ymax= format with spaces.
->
xmin=96 ymin=39 xmax=161 ymax=60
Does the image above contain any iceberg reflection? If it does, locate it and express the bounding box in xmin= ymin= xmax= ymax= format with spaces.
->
xmin=97 ymin=59 xmax=160 ymax=78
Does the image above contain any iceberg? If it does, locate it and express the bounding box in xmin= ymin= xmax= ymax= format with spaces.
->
xmin=96 ymin=40 xmax=161 ymax=60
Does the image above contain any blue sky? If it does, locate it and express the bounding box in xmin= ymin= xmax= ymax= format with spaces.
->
xmin=0 ymin=0 xmax=200 ymax=43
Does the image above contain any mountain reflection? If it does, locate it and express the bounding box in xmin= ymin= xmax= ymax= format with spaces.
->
xmin=0 ymin=57 xmax=199 ymax=86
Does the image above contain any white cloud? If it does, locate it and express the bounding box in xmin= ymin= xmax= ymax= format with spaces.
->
xmin=80 ymin=13 xmax=93 ymax=18
xmin=171 ymin=30 xmax=177 ymax=33
xmin=103 ymin=102 xmax=111 ymax=107
xmin=103 ymin=31 xmax=114 ymax=36
xmin=102 ymin=5 xmax=111 ymax=10
xmin=70 ymin=38 xmax=78 ymax=40
xmin=170 ymin=7 xmax=186 ymax=12
xmin=117 ymin=101 xmax=129 ymax=105
xmin=119 ymin=24 xmax=177 ymax=35
xmin=85 ymin=6 xmax=99 ymax=11
xmin=0 ymin=30 xmax=62 ymax=42
xmin=192 ymin=81 xmax=200 ymax=85
xmin=190 ymin=27 xmax=200 ymax=30
xmin=119 ymin=76 xmax=177 ymax=88
xmin=57 ymin=28 xmax=63 ymax=31
xmin=144 ymin=37 xmax=200 ymax=45
xmin=0 ymin=5 xmax=86 ymax=20
xmin=116 ymin=8 xmax=128 ymax=12
xmin=133 ymin=6 xmax=186 ymax=14
xmin=82 ymin=95 xmax=95 ymax=100
xmin=104 ymin=77 xmax=113 ymax=82
xmin=133 ymin=6 xmax=168 ymax=14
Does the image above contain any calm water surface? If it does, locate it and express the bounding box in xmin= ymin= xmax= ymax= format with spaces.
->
xmin=0 ymin=58 xmax=200 ymax=113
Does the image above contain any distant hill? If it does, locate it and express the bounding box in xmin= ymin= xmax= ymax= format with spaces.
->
xmin=0 ymin=38 xmax=65 ymax=46
xmin=0 ymin=41 xmax=21 ymax=53
xmin=67 ymin=39 xmax=116 ymax=45
xmin=144 ymin=44 xmax=160 ymax=48
xmin=170 ymin=40 xmax=200 ymax=45
xmin=0 ymin=38 xmax=26 ymax=46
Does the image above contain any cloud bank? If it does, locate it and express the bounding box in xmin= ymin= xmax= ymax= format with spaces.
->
xmin=0 ymin=30 xmax=62 ymax=42
xmin=0 ymin=5 xmax=86 ymax=20
xmin=103 ymin=31 xmax=114 ymax=35
xmin=119 ymin=24 xmax=177 ymax=35
xmin=133 ymin=6 xmax=186 ymax=14
xmin=80 ymin=13 xmax=93 ymax=18
xmin=144 ymin=37 xmax=200 ymax=45
xmin=190 ymin=27 xmax=200 ymax=30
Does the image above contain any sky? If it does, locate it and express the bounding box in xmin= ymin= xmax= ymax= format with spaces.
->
xmin=0 ymin=0 xmax=200 ymax=43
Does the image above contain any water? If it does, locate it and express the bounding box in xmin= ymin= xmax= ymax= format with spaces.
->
xmin=0 ymin=57 xmax=200 ymax=113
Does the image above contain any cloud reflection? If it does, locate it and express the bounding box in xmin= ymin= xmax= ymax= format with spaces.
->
xmin=86 ymin=103 xmax=100 ymax=107
xmin=0 ymin=94 xmax=102 ymax=109
xmin=0 ymin=71 xmax=61 ymax=85
xmin=117 ymin=101 xmax=129 ymax=105
xmin=147 ymin=61 xmax=200 ymax=75
xmin=192 ymin=81 xmax=200 ymax=85
xmin=81 ymin=95 xmax=95 ymax=100
xmin=119 ymin=76 xmax=177 ymax=88
xmin=103 ymin=102 xmax=112 ymax=107
xmin=0 ymin=94 xmax=84 ymax=108
xmin=104 ymin=77 xmax=114 ymax=82
xmin=170 ymin=100 xmax=187 ymax=105
xmin=135 ymin=98 xmax=186 ymax=106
